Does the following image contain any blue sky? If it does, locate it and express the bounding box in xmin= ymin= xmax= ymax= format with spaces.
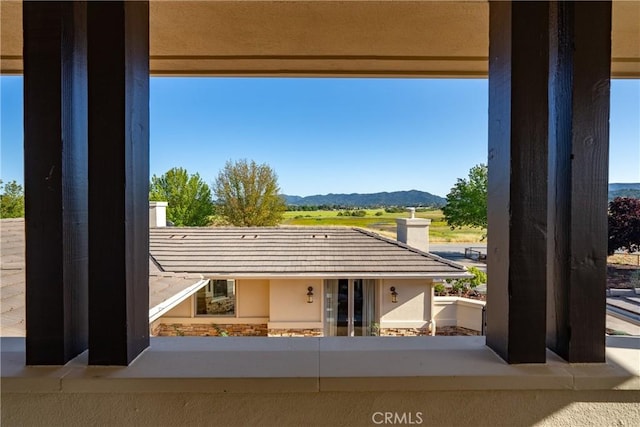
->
xmin=1 ymin=77 xmax=638 ymax=197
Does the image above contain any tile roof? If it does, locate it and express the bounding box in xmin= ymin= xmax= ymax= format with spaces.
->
xmin=0 ymin=219 xmax=25 ymax=337
xmin=150 ymin=226 xmax=469 ymax=279
xmin=0 ymin=219 xmax=203 ymax=337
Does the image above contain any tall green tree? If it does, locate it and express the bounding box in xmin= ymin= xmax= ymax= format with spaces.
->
xmin=149 ymin=167 xmax=213 ymax=226
xmin=214 ymin=159 xmax=286 ymax=226
xmin=0 ymin=180 xmax=25 ymax=218
xmin=442 ymin=163 xmax=488 ymax=230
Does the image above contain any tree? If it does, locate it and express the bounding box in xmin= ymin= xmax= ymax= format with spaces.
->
xmin=442 ymin=163 xmax=487 ymax=231
xmin=149 ymin=167 xmax=214 ymax=226
xmin=214 ymin=159 xmax=286 ymax=226
xmin=0 ymin=180 xmax=25 ymax=218
xmin=608 ymin=197 xmax=640 ymax=254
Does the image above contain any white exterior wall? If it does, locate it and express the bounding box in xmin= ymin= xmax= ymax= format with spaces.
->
xmin=158 ymin=281 xmax=488 ymax=333
xmin=379 ymin=279 xmax=433 ymax=329
xmin=433 ymin=297 xmax=458 ymax=327
xmin=161 ymin=280 xmax=270 ymax=324
xmin=162 ymin=299 xmax=192 ymax=318
xmin=268 ymin=278 xmax=323 ymax=329
xmin=433 ymin=296 xmax=485 ymax=331
xmin=237 ymin=279 xmax=269 ymax=318
xmin=456 ymin=298 xmax=484 ymax=331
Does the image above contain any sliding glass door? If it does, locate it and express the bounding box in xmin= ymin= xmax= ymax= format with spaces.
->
xmin=325 ymin=279 xmax=376 ymax=336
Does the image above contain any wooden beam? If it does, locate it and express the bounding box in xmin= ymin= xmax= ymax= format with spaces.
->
xmin=23 ymin=1 xmax=89 ymax=365
xmin=547 ymin=1 xmax=611 ymax=363
xmin=486 ymin=1 xmax=549 ymax=363
xmin=87 ymin=1 xmax=150 ymax=365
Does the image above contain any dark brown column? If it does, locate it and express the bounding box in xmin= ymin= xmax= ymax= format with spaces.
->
xmin=23 ymin=1 xmax=89 ymax=365
xmin=87 ymin=1 xmax=149 ymax=365
xmin=547 ymin=1 xmax=611 ymax=363
xmin=486 ymin=1 xmax=549 ymax=363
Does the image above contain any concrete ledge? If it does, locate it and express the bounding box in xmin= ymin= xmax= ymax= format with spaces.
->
xmin=2 ymin=336 xmax=638 ymax=394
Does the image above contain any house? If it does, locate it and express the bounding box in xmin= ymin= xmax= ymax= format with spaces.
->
xmin=1 ymin=209 xmax=477 ymax=338
xmin=148 ymin=204 xmax=473 ymax=337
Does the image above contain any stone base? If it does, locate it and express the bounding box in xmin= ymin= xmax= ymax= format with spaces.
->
xmin=380 ymin=328 xmax=432 ymax=336
xmin=435 ymin=326 xmax=481 ymax=336
xmin=268 ymin=329 xmax=323 ymax=337
xmin=155 ymin=323 xmax=268 ymax=337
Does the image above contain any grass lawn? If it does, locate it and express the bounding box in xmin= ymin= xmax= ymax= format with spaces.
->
xmin=282 ymin=209 xmax=485 ymax=243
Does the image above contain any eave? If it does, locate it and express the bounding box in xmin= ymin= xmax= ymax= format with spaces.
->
xmin=2 ymin=0 xmax=639 ymax=78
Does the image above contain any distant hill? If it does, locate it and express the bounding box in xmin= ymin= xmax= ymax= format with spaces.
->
xmin=609 ymin=183 xmax=640 ymax=192
xmin=609 ymin=183 xmax=640 ymax=201
xmin=283 ymin=190 xmax=446 ymax=208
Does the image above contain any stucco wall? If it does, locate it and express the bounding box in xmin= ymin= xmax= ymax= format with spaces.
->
xmin=379 ymin=279 xmax=432 ymax=328
xmin=162 ymin=298 xmax=192 ymax=318
xmin=269 ymin=278 xmax=323 ymax=322
xmin=3 ymin=391 xmax=638 ymax=426
xmin=237 ymin=279 xmax=269 ymax=318
xmin=433 ymin=298 xmax=457 ymax=327
xmin=456 ymin=298 xmax=484 ymax=331
xmin=433 ymin=297 xmax=485 ymax=332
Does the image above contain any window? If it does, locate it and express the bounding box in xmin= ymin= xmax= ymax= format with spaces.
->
xmin=195 ymin=279 xmax=236 ymax=316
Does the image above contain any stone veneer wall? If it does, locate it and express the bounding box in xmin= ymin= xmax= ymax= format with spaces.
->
xmin=380 ymin=326 xmax=481 ymax=336
xmin=380 ymin=328 xmax=432 ymax=337
xmin=153 ymin=325 xmax=481 ymax=337
xmin=155 ymin=323 xmax=267 ymax=337
xmin=436 ymin=326 xmax=481 ymax=336
xmin=268 ymin=329 xmax=323 ymax=337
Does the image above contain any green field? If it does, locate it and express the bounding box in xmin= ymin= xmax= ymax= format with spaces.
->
xmin=282 ymin=209 xmax=485 ymax=243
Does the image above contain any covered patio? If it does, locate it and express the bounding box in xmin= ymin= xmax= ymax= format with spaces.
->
xmin=1 ymin=1 xmax=639 ymax=425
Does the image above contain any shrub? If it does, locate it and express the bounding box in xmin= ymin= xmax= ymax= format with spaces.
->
xmin=451 ymin=280 xmax=468 ymax=295
xmin=467 ymin=267 xmax=487 ymax=288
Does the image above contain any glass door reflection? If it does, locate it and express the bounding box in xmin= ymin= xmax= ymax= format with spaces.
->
xmin=325 ymin=279 xmax=375 ymax=336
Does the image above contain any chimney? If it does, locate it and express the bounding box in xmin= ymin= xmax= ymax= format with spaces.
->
xmin=149 ymin=201 xmax=168 ymax=228
xmin=396 ymin=207 xmax=431 ymax=252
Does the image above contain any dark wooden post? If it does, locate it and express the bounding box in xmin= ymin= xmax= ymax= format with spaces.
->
xmin=486 ymin=1 xmax=549 ymax=363
xmin=23 ymin=1 xmax=89 ymax=365
xmin=547 ymin=1 xmax=611 ymax=363
xmin=87 ymin=1 xmax=150 ymax=365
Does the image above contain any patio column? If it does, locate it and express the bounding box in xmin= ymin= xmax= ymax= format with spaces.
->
xmin=486 ymin=1 xmax=550 ymax=363
xmin=546 ymin=1 xmax=611 ymax=362
xmin=87 ymin=1 xmax=150 ymax=365
xmin=23 ymin=1 xmax=89 ymax=365
xmin=488 ymin=0 xmax=611 ymax=364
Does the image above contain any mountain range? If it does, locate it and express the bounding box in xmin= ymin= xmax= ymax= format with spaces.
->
xmin=283 ymin=183 xmax=640 ymax=208
xmin=283 ymin=190 xmax=446 ymax=208
xmin=608 ymin=183 xmax=640 ymax=201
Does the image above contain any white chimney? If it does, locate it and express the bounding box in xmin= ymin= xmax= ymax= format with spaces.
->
xmin=396 ymin=207 xmax=431 ymax=252
xmin=149 ymin=201 xmax=168 ymax=228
